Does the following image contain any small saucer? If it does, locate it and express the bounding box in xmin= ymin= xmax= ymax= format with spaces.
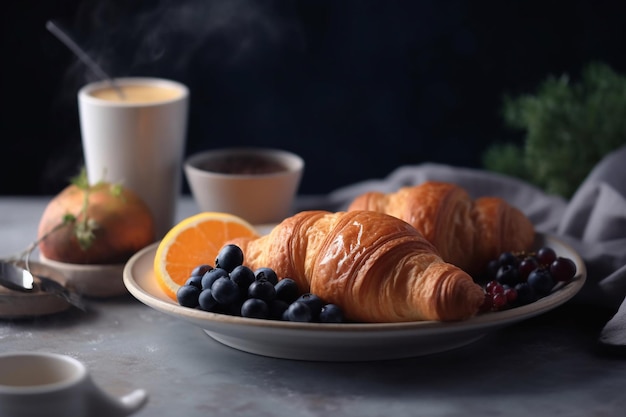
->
xmin=39 ymin=255 xmax=126 ymax=298
xmin=0 ymin=261 xmax=72 ymax=319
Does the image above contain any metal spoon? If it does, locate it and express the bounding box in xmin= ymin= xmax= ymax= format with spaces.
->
xmin=0 ymin=261 xmax=87 ymax=311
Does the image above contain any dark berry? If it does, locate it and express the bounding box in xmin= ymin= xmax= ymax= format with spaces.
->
xmin=198 ymin=288 xmax=218 ymax=311
xmin=177 ymin=285 xmax=200 ymax=308
xmin=536 ymin=247 xmax=557 ymax=266
xmin=295 ymin=293 xmax=325 ymax=318
xmin=190 ymin=264 xmax=213 ymax=277
xmin=550 ymin=257 xmax=577 ymax=282
xmin=247 ymin=279 xmax=277 ymax=302
xmin=268 ymin=299 xmax=289 ymax=320
xmin=485 ymin=280 xmax=504 ymax=295
xmin=230 ymin=265 xmax=256 ymax=294
xmin=185 ymin=274 xmax=203 ymax=289
xmin=491 ymin=292 xmax=508 ymax=310
xmin=514 ymin=282 xmax=536 ymax=305
xmin=254 ymin=267 xmax=279 ymax=285
xmin=484 ymin=259 xmax=501 ymax=281
xmin=201 ymin=267 xmax=229 ymax=290
xmin=498 ymin=252 xmax=519 ymax=267
xmin=241 ymin=298 xmax=269 ymax=319
xmin=496 ymin=264 xmax=521 ymax=286
xmin=274 ymin=278 xmax=300 ymax=303
xmin=504 ymin=287 xmax=518 ymax=303
xmin=216 ymin=300 xmax=243 ymax=316
xmin=518 ymin=256 xmax=539 ymax=281
xmin=319 ymin=304 xmax=344 ymax=323
xmin=211 ymin=277 xmax=240 ymax=305
xmin=479 ymin=293 xmax=493 ymax=312
xmin=283 ymin=301 xmax=313 ymax=322
xmin=527 ymin=268 xmax=554 ymax=296
xmin=215 ymin=244 xmax=244 ymax=272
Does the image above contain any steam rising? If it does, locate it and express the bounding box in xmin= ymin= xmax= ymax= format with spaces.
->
xmin=75 ymin=0 xmax=303 ymax=80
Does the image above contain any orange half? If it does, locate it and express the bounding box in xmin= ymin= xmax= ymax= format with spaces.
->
xmin=154 ymin=212 xmax=259 ymax=300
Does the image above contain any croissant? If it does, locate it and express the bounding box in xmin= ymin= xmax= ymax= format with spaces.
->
xmin=228 ymin=210 xmax=485 ymax=322
xmin=347 ymin=181 xmax=535 ymax=275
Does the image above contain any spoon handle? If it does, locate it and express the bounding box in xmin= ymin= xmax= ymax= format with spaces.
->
xmin=37 ymin=275 xmax=88 ymax=311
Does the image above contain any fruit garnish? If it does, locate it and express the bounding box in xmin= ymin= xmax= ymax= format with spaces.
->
xmin=153 ymin=212 xmax=259 ymax=300
xmin=478 ymin=246 xmax=578 ymax=312
xmin=37 ymin=168 xmax=155 ymax=264
xmin=173 ymin=242 xmax=345 ymax=323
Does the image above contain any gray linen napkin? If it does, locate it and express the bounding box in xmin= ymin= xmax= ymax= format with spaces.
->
xmin=297 ymin=146 xmax=626 ymax=348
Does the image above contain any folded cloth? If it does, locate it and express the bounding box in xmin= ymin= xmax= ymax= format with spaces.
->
xmin=297 ymin=145 xmax=626 ymax=350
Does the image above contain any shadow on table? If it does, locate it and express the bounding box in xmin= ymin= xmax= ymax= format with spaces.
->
xmin=210 ymin=304 xmax=620 ymax=399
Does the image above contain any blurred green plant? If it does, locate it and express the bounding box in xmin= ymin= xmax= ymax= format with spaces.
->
xmin=483 ymin=62 xmax=626 ymax=198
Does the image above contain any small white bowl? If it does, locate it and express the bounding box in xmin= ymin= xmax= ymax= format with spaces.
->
xmin=184 ymin=148 xmax=304 ymax=224
xmin=39 ymin=255 xmax=126 ymax=298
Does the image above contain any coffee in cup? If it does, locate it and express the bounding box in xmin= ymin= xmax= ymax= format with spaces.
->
xmin=89 ymin=84 xmax=183 ymax=103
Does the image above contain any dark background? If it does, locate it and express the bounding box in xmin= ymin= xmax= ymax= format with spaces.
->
xmin=2 ymin=0 xmax=625 ymax=196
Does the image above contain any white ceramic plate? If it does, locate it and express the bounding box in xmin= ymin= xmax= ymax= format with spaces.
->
xmin=123 ymin=234 xmax=586 ymax=361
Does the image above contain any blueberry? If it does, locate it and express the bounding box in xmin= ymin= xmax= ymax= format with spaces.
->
xmin=177 ymin=285 xmax=200 ymax=308
xmin=498 ymin=252 xmax=519 ymax=267
xmin=484 ymin=259 xmax=501 ymax=281
xmin=247 ymin=279 xmax=276 ymax=302
xmin=496 ymin=264 xmax=521 ymax=286
xmin=190 ymin=264 xmax=213 ymax=277
xmin=230 ymin=265 xmax=256 ymax=294
xmin=319 ymin=304 xmax=344 ymax=323
xmin=274 ymin=278 xmax=299 ymax=303
xmin=254 ymin=267 xmax=278 ymax=285
xmin=513 ymin=282 xmax=536 ymax=305
xmin=216 ymin=300 xmax=243 ymax=316
xmin=295 ymin=293 xmax=324 ymax=318
xmin=215 ymin=244 xmax=244 ymax=272
xmin=527 ymin=268 xmax=554 ymax=296
xmin=211 ymin=277 xmax=240 ymax=305
xmin=241 ymin=298 xmax=269 ymax=319
xmin=268 ymin=299 xmax=289 ymax=320
xmin=198 ymin=288 xmax=218 ymax=311
xmin=283 ymin=301 xmax=313 ymax=322
xmin=185 ymin=274 xmax=203 ymax=289
xmin=201 ymin=267 xmax=229 ymax=290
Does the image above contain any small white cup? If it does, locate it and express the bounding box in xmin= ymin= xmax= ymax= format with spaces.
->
xmin=184 ymin=147 xmax=304 ymax=224
xmin=78 ymin=77 xmax=189 ymax=239
xmin=0 ymin=352 xmax=147 ymax=417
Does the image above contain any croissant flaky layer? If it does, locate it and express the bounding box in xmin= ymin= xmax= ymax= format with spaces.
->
xmin=347 ymin=181 xmax=535 ymax=275
xmin=228 ymin=210 xmax=485 ymax=322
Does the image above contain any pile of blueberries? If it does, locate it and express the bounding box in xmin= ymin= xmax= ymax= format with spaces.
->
xmin=176 ymin=244 xmax=344 ymax=323
xmin=479 ymin=246 xmax=577 ymax=312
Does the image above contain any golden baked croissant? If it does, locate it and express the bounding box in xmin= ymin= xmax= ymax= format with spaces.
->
xmin=228 ymin=210 xmax=485 ymax=322
xmin=347 ymin=181 xmax=535 ymax=275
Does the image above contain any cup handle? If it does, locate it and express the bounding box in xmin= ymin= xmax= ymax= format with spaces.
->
xmin=118 ymin=389 xmax=149 ymax=414
xmin=87 ymin=378 xmax=148 ymax=417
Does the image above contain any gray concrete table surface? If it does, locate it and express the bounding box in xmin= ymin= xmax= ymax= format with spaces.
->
xmin=1 ymin=196 xmax=625 ymax=417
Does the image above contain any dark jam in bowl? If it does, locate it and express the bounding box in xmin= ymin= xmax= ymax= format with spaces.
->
xmin=200 ymin=155 xmax=288 ymax=175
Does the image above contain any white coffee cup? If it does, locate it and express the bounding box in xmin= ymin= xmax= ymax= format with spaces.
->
xmin=0 ymin=352 xmax=148 ymax=417
xmin=78 ymin=77 xmax=189 ymax=239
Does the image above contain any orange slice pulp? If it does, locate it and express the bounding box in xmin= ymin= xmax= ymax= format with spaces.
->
xmin=154 ymin=212 xmax=259 ymax=300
